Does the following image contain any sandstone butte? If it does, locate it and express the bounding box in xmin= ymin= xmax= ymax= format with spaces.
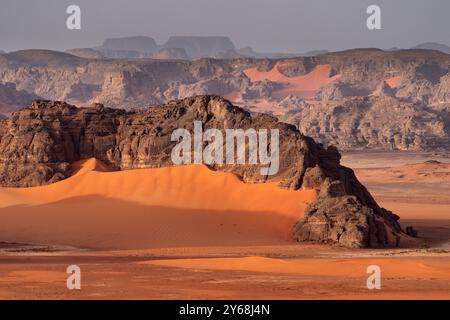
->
xmin=0 ymin=95 xmax=410 ymax=248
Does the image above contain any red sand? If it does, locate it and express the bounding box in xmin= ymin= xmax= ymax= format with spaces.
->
xmin=143 ymin=256 xmax=450 ymax=279
xmin=244 ymin=64 xmax=341 ymax=99
xmin=1 ymin=155 xmax=449 ymax=300
xmin=0 ymin=158 xmax=317 ymax=249
xmin=386 ymin=76 xmax=402 ymax=88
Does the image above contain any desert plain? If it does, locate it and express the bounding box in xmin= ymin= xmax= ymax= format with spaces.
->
xmin=0 ymin=151 xmax=448 ymax=300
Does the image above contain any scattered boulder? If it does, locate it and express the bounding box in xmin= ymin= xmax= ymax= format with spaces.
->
xmin=406 ymin=226 xmax=419 ymax=238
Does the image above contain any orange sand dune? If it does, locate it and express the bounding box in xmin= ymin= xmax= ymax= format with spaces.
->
xmin=0 ymin=159 xmax=316 ymax=249
xmin=386 ymin=76 xmax=402 ymax=88
xmin=244 ymin=64 xmax=341 ymax=99
xmin=143 ymin=256 xmax=450 ymax=280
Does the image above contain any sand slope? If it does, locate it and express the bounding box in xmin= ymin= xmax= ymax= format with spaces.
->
xmin=244 ymin=64 xmax=340 ymax=99
xmin=143 ymin=256 xmax=450 ymax=279
xmin=386 ymin=76 xmax=402 ymax=88
xmin=1 ymin=154 xmax=449 ymax=300
xmin=0 ymin=159 xmax=316 ymax=249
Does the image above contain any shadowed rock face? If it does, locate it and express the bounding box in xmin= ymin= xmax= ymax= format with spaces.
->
xmin=0 ymin=95 xmax=404 ymax=248
xmin=0 ymin=82 xmax=42 ymax=116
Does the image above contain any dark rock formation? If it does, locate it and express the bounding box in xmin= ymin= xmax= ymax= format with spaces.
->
xmin=0 ymin=96 xmax=405 ymax=248
xmin=405 ymin=226 xmax=419 ymax=238
xmin=296 ymin=165 xmax=403 ymax=248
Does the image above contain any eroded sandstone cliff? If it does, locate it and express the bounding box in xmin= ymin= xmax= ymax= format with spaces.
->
xmin=0 ymin=96 xmax=405 ymax=248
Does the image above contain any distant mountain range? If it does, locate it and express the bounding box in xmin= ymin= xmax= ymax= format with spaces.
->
xmin=65 ymin=35 xmax=327 ymax=60
xmin=4 ymin=36 xmax=450 ymax=60
xmin=64 ymin=36 xmax=450 ymax=60
xmin=411 ymin=42 xmax=450 ymax=54
xmin=1 ymin=45 xmax=450 ymax=151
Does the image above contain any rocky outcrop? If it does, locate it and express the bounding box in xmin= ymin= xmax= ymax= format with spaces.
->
xmin=432 ymin=72 xmax=450 ymax=104
xmin=277 ymin=94 xmax=306 ymax=111
xmin=296 ymin=164 xmax=402 ymax=247
xmin=0 ymin=96 xmax=405 ymax=248
xmin=316 ymin=81 xmax=369 ymax=101
xmin=0 ymin=82 xmax=41 ymax=115
xmin=372 ymin=81 xmax=396 ymax=97
xmin=282 ymin=96 xmax=450 ymax=151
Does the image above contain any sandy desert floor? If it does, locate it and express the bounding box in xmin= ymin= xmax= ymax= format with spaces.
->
xmin=0 ymin=153 xmax=449 ymax=300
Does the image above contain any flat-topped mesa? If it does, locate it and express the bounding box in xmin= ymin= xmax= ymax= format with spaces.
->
xmin=0 ymin=95 xmax=405 ymax=248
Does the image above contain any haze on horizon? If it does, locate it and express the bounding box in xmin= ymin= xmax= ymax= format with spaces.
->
xmin=0 ymin=0 xmax=449 ymax=53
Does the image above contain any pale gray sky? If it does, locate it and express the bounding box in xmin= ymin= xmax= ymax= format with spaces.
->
xmin=0 ymin=0 xmax=449 ymax=53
